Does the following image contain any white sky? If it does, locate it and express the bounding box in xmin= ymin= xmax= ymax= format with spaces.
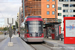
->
xmin=0 ymin=0 xmax=21 ymax=27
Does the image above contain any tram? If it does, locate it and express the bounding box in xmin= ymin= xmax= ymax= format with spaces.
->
xmin=20 ymin=16 xmax=44 ymax=42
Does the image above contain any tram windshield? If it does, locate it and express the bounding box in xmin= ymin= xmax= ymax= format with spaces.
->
xmin=28 ymin=21 xmax=43 ymax=33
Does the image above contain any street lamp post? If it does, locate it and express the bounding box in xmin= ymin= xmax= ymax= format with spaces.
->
xmin=23 ymin=0 xmax=25 ymax=19
xmin=55 ymin=0 xmax=57 ymax=22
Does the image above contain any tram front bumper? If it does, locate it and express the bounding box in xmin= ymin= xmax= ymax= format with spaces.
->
xmin=27 ymin=37 xmax=44 ymax=42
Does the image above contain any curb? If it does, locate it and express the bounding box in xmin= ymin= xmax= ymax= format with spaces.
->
xmin=44 ymin=40 xmax=75 ymax=50
xmin=18 ymin=37 xmax=35 ymax=50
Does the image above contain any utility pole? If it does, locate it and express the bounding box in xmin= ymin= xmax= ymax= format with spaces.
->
xmin=23 ymin=0 xmax=25 ymax=19
xmin=55 ymin=0 xmax=57 ymax=22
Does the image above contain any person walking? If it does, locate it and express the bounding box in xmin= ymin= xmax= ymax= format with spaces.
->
xmin=4 ymin=32 xmax=6 ymax=38
xmin=17 ymin=31 xmax=20 ymax=37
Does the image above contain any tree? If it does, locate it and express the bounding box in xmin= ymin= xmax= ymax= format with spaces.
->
xmin=0 ymin=28 xmax=4 ymax=31
xmin=13 ymin=25 xmax=16 ymax=30
xmin=3 ymin=27 xmax=8 ymax=31
xmin=16 ymin=22 xmax=18 ymax=28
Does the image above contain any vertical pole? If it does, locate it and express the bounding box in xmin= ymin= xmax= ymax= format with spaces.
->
xmin=10 ymin=35 xmax=11 ymax=42
xmin=12 ymin=18 xmax=13 ymax=24
xmin=10 ymin=24 xmax=11 ymax=42
xmin=7 ymin=18 xmax=13 ymax=42
xmin=14 ymin=29 xmax=15 ymax=35
xmin=55 ymin=0 xmax=57 ymax=22
xmin=7 ymin=18 xmax=9 ymax=24
xmin=23 ymin=0 xmax=25 ymax=19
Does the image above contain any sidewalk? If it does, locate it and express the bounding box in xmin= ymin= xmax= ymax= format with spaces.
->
xmin=44 ymin=38 xmax=75 ymax=50
xmin=0 ymin=34 xmax=9 ymax=42
xmin=0 ymin=35 xmax=34 ymax=50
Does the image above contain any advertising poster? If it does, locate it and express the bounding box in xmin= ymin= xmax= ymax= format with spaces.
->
xmin=64 ymin=17 xmax=75 ymax=44
xmin=66 ymin=20 xmax=75 ymax=37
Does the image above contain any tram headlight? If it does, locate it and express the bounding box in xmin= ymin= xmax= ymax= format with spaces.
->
xmin=39 ymin=33 xmax=44 ymax=37
xmin=30 ymin=34 xmax=32 ymax=37
xmin=39 ymin=34 xmax=42 ymax=37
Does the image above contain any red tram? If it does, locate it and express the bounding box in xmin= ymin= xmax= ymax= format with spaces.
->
xmin=20 ymin=16 xmax=44 ymax=42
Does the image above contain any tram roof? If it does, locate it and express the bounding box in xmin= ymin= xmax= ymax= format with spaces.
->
xmin=27 ymin=16 xmax=41 ymax=18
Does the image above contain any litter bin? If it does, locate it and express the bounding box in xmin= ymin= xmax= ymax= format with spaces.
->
xmin=51 ymin=33 xmax=55 ymax=40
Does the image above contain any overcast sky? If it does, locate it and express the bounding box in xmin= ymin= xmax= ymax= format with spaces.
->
xmin=0 ymin=0 xmax=21 ymax=27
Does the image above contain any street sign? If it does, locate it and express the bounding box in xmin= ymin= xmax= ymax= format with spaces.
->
xmin=64 ymin=17 xmax=75 ymax=44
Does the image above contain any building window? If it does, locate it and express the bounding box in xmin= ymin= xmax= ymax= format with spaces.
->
xmin=63 ymin=10 xmax=68 ymax=12
xmin=70 ymin=15 xmax=73 ymax=17
xmin=63 ymin=10 xmax=65 ymax=12
xmin=73 ymin=15 xmax=75 ymax=17
xmin=70 ymin=10 xmax=75 ymax=12
xmin=70 ymin=9 xmax=73 ymax=12
xmin=63 ymin=4 xmax=68 ymax=7
xmin=47 ymin=11 xmax=50 ymax=15
xmin=52 ymin=11 xmax=55 ymax=15
xmin=64 ymin=0 xmax=68 ymax=2
xmin=58 ymin=13 xmax=61 ymax=16
xmin=47 ymin=4 xmax=50 ymax=8
xmin=63 ymin=15 xmax=68 ymax=17
xmin=59 ymin=0 xmax=64 ymax=2
xmin=52 ymin=5 xmax=55 ymax=8
xmin=47 ymin=0 xmax=49 ymax=1
xmin=52 ymin=0 xmax=54 ymax=1
xmin=70 ymin=15 xmax=75 ymax=17
xmin=58 ymin=19 xmax=61 ymax=22
xmin=63 ymin=15 xmax=65 ymax=17
xmin=70 ymin=0 xmax=75 ymax=2
xmin=70 ymin=4 xmax=75 ymax=7
xmin=58 ymin=7 xmax=61 ymax=10
xmin=65 ymin=15 xmax=68 ymax=17
xmin=25 ymin=0 xmax=28 ymax=1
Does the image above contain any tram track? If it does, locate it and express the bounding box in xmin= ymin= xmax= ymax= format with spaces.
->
xmin=21 ymin=38 xmax=53 ymax=50
xmin=28 ymin=42 xmax=52 ymax=50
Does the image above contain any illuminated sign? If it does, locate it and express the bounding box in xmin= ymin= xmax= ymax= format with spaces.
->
xmin=30 ymin=21 xmax=40 ymax=24
xmin=64 ymin=17 xmax=75 ymax=44
xmin=66 ymin=20 xmax=75 ymax=37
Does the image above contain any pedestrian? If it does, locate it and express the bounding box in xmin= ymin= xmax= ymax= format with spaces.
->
xmin=4 ymin=32 xmax=6 ymax=38
xmin=17 ymin=31 xmax=20 ymax=37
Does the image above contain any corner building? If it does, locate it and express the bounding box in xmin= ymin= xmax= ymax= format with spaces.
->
xmin=22 ymin=0 xmax=58 ymax=23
